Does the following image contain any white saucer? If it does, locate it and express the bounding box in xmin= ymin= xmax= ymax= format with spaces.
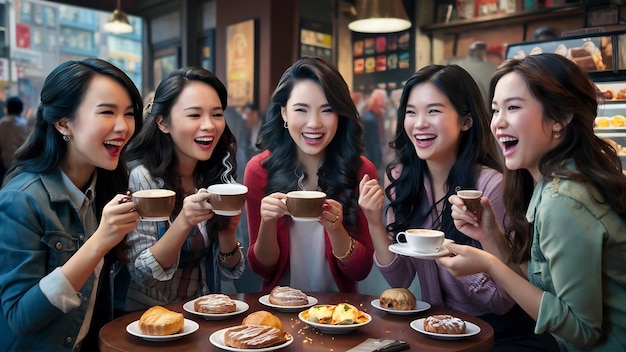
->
xmin=126 ymin=318 xmax=198 ymax=342
xmin=209 ymin=328 xmax=293 ymax=351
xmin=410 ymin=318 xmax=481 ymax=340
xmin=258 ymin=294 xmax=318 ymax=312
xmin=388 ymin=239 xmax=454 ymax=259
xmin=182 ymin=298 xmax=249 ymax=320
xmin=214 ymin=209 xmax=242 ymax=216
xmin=291 ymin=216 xmax=318 ymax=221
xmin=140 ymin=216 xmax=170 ymax=221
xmin=370 ymin=298 xmax=431 ymax=315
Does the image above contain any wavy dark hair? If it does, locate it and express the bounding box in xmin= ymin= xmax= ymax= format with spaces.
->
xmin=5 ymin=58 xmax=143 ymax=219
xmin=125 ymin=67 xmax=237 ymax=236
xmin=490 ymin=53 xmax=626 ymax=263
xmin=255 ymin=56 xmax=365 ymax=232
xmin=386 ymin=64 xmax=502 ymax=245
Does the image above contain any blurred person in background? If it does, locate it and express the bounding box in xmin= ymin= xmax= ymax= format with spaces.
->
xmin=0 ymin=96 xmax=29 ymax=183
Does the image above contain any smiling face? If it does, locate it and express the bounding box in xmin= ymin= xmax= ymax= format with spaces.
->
xmin=281 ymin=79 xmax=338 ymax=161
xmin=491 ymin=71 xmax=560 ymax=180
xmin=403 ymin=82 xmax=469 ymax=170
xmin=60 ymin=75 xmax=135 ymax=178
xmin=157 ymin=81 xmax=225 ymax=169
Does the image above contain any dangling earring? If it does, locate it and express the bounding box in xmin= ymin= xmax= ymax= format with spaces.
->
xmin=62 ymin=135 xmax=71 ymax=142
xmin=552 ymin=125 xmax=562 ymax=140
xmin=283 ymin=121 xmax=288 ymax=129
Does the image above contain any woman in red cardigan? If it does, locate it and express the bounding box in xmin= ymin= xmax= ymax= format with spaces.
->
xmin=244 ymin=57 xmax=376 ymax=293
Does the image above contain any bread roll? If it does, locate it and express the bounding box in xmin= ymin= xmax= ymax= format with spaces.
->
xmin=194 ymin=293 xmax=237 ymax=314
xmin=138 ymin=305 xmax=184 ymax=336
xmin=379 ymin=288 xmax=417 ymax=310
xmin=242 ymin=310 xmax=284 ymax=335
xmin=423 ymin=314 xmax=466 ymax=334
xmin=224 ymin=325 xmax=287 ymax=349
xmin=269 ymin=286 xmax=309 ymax=306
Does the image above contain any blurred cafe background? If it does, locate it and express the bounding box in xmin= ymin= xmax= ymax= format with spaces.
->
xmin=1 ymin=0 xmax=625 ymax=292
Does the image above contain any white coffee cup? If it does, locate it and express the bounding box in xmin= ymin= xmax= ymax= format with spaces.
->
xmin=395 ymin=229 xmax=445 ymax=254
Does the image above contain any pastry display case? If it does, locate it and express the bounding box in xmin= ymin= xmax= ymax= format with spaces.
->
xmin=505 ymin=29 xmax=626 ymax=169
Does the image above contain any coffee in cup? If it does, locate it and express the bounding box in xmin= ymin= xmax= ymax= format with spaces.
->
xmin=207 ymin=183 xmax=248 ymax=216
xmin=395 ymin=229 xmax=445 ymax=254
xmin=286 ymin=191 xmax=326 ymax=220
xmin=457 ymin=190 xmax=483 ymax=217
xmin=132 ymin=189 xmax=176 ymax=221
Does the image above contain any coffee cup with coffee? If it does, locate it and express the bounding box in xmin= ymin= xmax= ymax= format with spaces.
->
xmin=286 ymin=191 xmax=326 ymax=220
xmin=207 ymin=183 xmax=248 ymax=216
xmin=395 ymin=229 xmax=445 ymax=254
xmin=132 ymin=189 xmax=176 ymax=221
xmin=457 ymin=190 xmax=483 ymax=217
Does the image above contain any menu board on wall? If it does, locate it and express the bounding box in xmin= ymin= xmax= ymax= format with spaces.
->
xmin=300 ymin=19 xmax=332 ymax=62
xmin=352 ymin=29 xmax=414 ymax=93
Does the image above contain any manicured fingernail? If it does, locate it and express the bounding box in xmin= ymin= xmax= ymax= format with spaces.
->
xmin=322 ymin=203 xmax=330 ymax=209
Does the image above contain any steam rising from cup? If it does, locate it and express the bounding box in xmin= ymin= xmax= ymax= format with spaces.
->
xmin=220 ymin=152 xmax=236 ymax=184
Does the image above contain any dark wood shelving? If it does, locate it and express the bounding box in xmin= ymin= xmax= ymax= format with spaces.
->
xmin=422 ymin=2 xmax=590 ymax=35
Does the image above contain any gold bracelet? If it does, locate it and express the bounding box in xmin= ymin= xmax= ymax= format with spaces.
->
xmin=332 ymin=238 xmax=355 ymax=261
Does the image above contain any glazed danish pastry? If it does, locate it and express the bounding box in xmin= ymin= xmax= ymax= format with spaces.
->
xmin=423 ymin=314 xmax=466 ymax=334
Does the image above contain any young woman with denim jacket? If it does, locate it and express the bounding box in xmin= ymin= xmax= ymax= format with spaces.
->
xmin=0 ymin=58 xmax=143 ymax=351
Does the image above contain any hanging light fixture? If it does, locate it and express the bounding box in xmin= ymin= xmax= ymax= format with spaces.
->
xmin=348 ymin=0 xmax=411 ymax=33
xmin=103 ymin=0 xmax=133 ymax=34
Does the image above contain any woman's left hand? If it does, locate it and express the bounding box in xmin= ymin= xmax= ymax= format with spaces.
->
xmin=320 ymin=199 xmax=343 ymax=231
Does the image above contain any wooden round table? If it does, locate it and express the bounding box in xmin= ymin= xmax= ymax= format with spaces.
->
xmin=99 ymin=292 xmax=493 ymax=351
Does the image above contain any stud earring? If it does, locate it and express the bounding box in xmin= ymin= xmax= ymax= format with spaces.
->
xmin=62 ymin=135 xmax=71 ymax=142
xmin=283 ymin=121 xmax=288 ymax=129
xmin=552 ymin=126 xmax=562 ymax=140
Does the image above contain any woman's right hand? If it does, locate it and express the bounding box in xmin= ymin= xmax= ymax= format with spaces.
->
xmin=260 ymin=192 xmax=289 ymax=223
xmin=358 ymin=174 xmax=384 ymax=226
xmin=448 ymin=194 xmax=503 ymax=244
xmin=179 ymin=188 xmax=216 ymax=227
xmin=95 ymin=194 xmax=141 ymax=250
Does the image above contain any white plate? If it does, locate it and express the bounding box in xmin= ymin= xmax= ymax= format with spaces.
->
xmin=258 ymin=294 xmax=318 ymax=312
xmin=410 ymin=318 xmax=481 ymax=340
xmin=126 ymin=318 xmax=199 ymax=342
xmin=389 ymin=239 xmax=455 ymax=259
xmin=214 ymin=209 xmax=241 ymax=216
xmin=209 ymin=328 xmax=293 ymax=351
xmin=182 ymin=298 xmax=249 ymax=320
xmin=297 ymin=310 xmax=371 ymax=334
xmin=291 ymin=216 xmax=318 ymax=221
xmin=370 ymin=298 xmax=431 ymax=315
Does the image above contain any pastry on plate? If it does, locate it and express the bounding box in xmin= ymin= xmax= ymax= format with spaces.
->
xmin=379 ymin=288 xmax=417 ymax=310
xmin=194 ymin=293 xmax=237 ymax=314
xmin=423 ymin=314 xmax=466 ymax=334
xmin=138 ymin=305 xmax=184 ymax=336
xmin=242 ymin=310 xmax=284 ymax=335
xmin=224 ymin=325 xmax=288 ymax=349
xmin=268 ymin=286 xmax=309 ymax=306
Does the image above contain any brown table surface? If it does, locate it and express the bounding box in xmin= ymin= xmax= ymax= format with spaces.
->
xmin=99 ymin=292 xmax=494 ymax=352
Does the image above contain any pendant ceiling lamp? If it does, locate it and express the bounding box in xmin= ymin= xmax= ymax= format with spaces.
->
xmin=348 ymin=0 xmax=411 ymax=33
xmin=103 ymin=0 xmax=133 ymax=34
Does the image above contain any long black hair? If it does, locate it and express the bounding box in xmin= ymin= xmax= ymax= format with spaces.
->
xmin=387 ymin=64 xmax=502 ymax=245
xmin=5 ymin=58 xmax=143 ymax=219
xmin=256 ymin=56 xmax=365 ymax=232
xmin=125 ymin=67 xmax=237 ymax=235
